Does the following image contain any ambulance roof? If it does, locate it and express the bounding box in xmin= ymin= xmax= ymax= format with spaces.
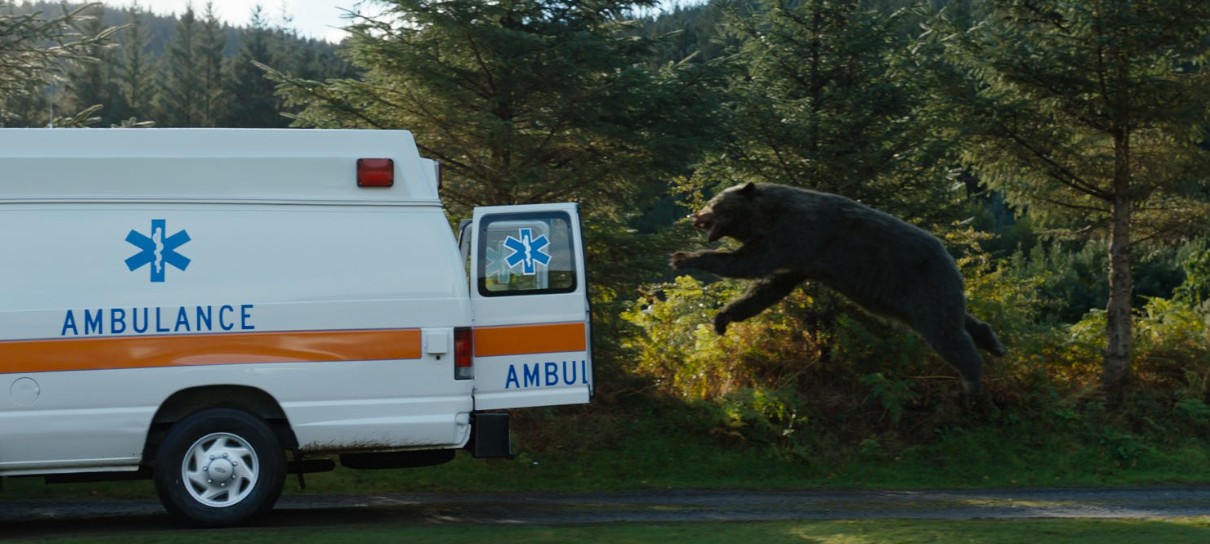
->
xmin=0 ymin=129 xmax=439 ymax=205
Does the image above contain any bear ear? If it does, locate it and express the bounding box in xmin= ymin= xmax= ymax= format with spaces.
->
xmin=740 ymin=182 xmax=757 ymax=196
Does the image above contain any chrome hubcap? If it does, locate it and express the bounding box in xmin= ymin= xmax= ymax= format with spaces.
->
xmin=181 ymin=432 xmax=259 ymax=507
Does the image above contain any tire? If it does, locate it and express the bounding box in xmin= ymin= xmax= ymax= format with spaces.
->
xmin=153 ymin=408 xmax=286 ymax=527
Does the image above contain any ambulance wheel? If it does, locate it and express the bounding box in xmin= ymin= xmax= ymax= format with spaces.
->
xmin=153 ymin=408 xmax=286 ymax=527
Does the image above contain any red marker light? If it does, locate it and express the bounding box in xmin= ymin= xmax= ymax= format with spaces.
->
xmin=357 ymin=158 xmax=394 ymax=187
xmin=454 ymin=327 xmax=473 ymax=380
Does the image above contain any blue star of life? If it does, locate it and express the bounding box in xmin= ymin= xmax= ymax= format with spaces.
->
xmin=125 ymin=219 xmax=192 ymax=282
xmin=485 ymin=244 xmax=512 ymax=284
xmin=503 ymin=228 xmax=551 ymax=275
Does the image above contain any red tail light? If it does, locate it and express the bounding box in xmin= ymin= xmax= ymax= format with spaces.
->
xmin=357 ymin=158 xmax=394 ymax=187
xmin=454 ymin=327 xmax=473 ymax=380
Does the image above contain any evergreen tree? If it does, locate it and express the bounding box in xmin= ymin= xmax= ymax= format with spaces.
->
xmin=268 ymin=0 xmax=719 ymax=215
xmin=720 ymin=0 xmax=959 ymax=225
xmin=62 ymin=4 xmax=116 ymax=126
xmin=925 ymin=0 xmax=1210 ymax=387
xmin=223 ymin=5 xmax=286 ymax=127
xmin=0 ymin=1 xmax=114 ymax=124
xmin=197 ymin=2 xmax=226 ymax=126
xmin=116 ymin=2 xmax=156 ymax=124
xmin=156 ymin=4 xmax=203 ymax=126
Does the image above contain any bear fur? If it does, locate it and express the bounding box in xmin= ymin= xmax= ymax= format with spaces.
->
xmin=670 ymin=182 xmax=1005 ymax=394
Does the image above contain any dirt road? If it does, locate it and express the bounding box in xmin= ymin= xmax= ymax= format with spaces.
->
xmin=3 ymin=486 xmax=1210 ymax=538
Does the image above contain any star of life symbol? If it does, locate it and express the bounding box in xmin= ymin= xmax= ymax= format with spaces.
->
xmin=502 ymin=227 xmax=551 ymax=276
xmin=125 ymin=219 xmax=191 ymax=282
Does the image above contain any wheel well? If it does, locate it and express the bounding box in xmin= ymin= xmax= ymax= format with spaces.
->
xmin=143 ymin=386 xmax=298 ymax=465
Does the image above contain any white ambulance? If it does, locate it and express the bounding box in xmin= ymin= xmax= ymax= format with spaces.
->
xmin=0 ymin=128 xmax=593 ymax=526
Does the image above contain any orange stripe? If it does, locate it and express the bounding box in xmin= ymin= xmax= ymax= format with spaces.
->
xmin=0 ymin=329 xmax=422 ymax=374
xmin=474 ymin=322 xmax=586 ymax=357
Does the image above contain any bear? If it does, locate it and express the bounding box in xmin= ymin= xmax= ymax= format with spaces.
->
xmin=670 ymin=182 xmax=1005 ymax=394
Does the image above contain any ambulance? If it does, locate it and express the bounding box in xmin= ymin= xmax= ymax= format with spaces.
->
xmin=0 ymin=129 xmax=593 ymax=526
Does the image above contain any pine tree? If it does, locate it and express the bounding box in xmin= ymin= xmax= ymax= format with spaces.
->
xmin=62 ymin=4 xmax=116 ymax=126
xmin=197 ymin=2 xmax=227 ymax=126
xmin=927 ymin=0 xmax=1210 ymax=388
xmin=722 ymin=0 xmax=957 ymax=224
xmin=223 ymin=5 xmax=285 ymax=127
xmin=156 ymin=4 xmax=203 ymax=126
xmin=0 ymin=2 xmax=114 ymax=124
xmin=116 ymin=2 xmax=156 ymax=124
xmin=267 ymin=0 xmax=717 ymax=214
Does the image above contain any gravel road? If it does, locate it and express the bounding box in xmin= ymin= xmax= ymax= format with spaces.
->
xmin=3 ymin=486 xmax=1210 ymax=538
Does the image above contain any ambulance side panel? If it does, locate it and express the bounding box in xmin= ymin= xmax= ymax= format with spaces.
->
xmin=0 ymin=203 xmax=472 ymax=474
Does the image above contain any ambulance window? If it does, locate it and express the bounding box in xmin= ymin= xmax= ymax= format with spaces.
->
xmin=477 ymin=212 xmax=576 ymax=297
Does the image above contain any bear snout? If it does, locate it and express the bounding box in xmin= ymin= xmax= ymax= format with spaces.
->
xmin=692 ymin=209 xmax=715 ymax=230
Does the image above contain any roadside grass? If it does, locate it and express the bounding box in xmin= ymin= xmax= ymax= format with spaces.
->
xmin=5 ymin=391 xmax=1210 ymax=501
xmin=14 ymin=518 xmax=1210 ymax=544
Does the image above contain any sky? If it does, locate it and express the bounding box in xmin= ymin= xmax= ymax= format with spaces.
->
xmin=101 ymin=0 xmax=703 ymax=44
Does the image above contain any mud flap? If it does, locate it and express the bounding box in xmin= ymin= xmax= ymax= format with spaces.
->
xmin=469 ymin=412 xmax=513 ymax=459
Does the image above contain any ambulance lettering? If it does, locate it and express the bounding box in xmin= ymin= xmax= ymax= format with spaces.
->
xmin=61 ymin=304 xmax=255 ymax=336
xmin=504 ymin=360 xmax=589 ymax=389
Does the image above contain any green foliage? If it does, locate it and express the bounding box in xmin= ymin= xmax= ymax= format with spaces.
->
xmin=224 ymin=7 xmax=286 ymax=128
xmin=623 ymin=275 xmax=746 ymax=398
xmin=717 ymin=0 xmax=964 ymax=226
xmin=271 ymin=0 xmax=722 ymax=212
xmin=197 ymin=3 xmax=227 ymax=127
xmin=1174 ymin=249 xmax=1210 ymax=309
xmin=696 ymin=387 xmax=811 ymax=459
xmin=1000 ymin=238 xmax=1198 ymax=325
xmin=155 ymin=5 xmax=203 ymax=126
xmin=923 ymin=0 xmax=1210 ymax=232
xmin=113 ymin=4 xmax=154 ymax=123
xmin=60 ymin=4 xmax=119 ymax=126
xmin=1097 ymin=427 xmax=1152 ymax=467
xmin=1 ymin=2 xmax=345 ymax=128
xmin=922 ymin=0 xmax=1210 ymax=385
xmin=0 ymin=2 xmax=117 ymax=123
xmin=637 ymin=0 xmax=733 ymax=65
xmin=860 ymin=373 xmax=920 ymax=426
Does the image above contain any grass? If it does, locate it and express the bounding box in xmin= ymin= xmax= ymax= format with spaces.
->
xmin=5 ymin=383 xmax=1210 ymax=544
xmin=4 ymin=396 xmax=1208 ymax=544
xmin=5 ymin=390 xmax=1210 ymax=501
xmin=12 ymin=518 xmax=1210 ymax=544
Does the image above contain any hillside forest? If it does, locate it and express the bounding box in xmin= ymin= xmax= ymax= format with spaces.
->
xmin=5 ymin=0 xmax=1210 ymax=472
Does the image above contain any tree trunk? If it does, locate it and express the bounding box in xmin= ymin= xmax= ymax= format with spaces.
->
xmin=1103 ymin=135 xmax=1133 ymax=388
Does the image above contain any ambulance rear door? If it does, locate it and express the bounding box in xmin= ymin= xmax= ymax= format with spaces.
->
xmin=468 ymin=203 xmax=592 ymax=410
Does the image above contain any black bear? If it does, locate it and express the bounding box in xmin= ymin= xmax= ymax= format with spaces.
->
xmin=670 ymin=182 xmax=1005 ymax=394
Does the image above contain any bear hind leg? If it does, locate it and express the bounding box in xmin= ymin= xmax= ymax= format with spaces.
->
xmin=964 ymin=313 xmax=1007 ymax=356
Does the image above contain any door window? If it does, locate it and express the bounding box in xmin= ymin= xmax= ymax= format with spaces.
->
xmin=476 ymin=212 xmax=576 ymax=297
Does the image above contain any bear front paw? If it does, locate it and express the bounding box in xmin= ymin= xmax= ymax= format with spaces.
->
xmin=670 ymin=251 xmax=695 ymax=270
